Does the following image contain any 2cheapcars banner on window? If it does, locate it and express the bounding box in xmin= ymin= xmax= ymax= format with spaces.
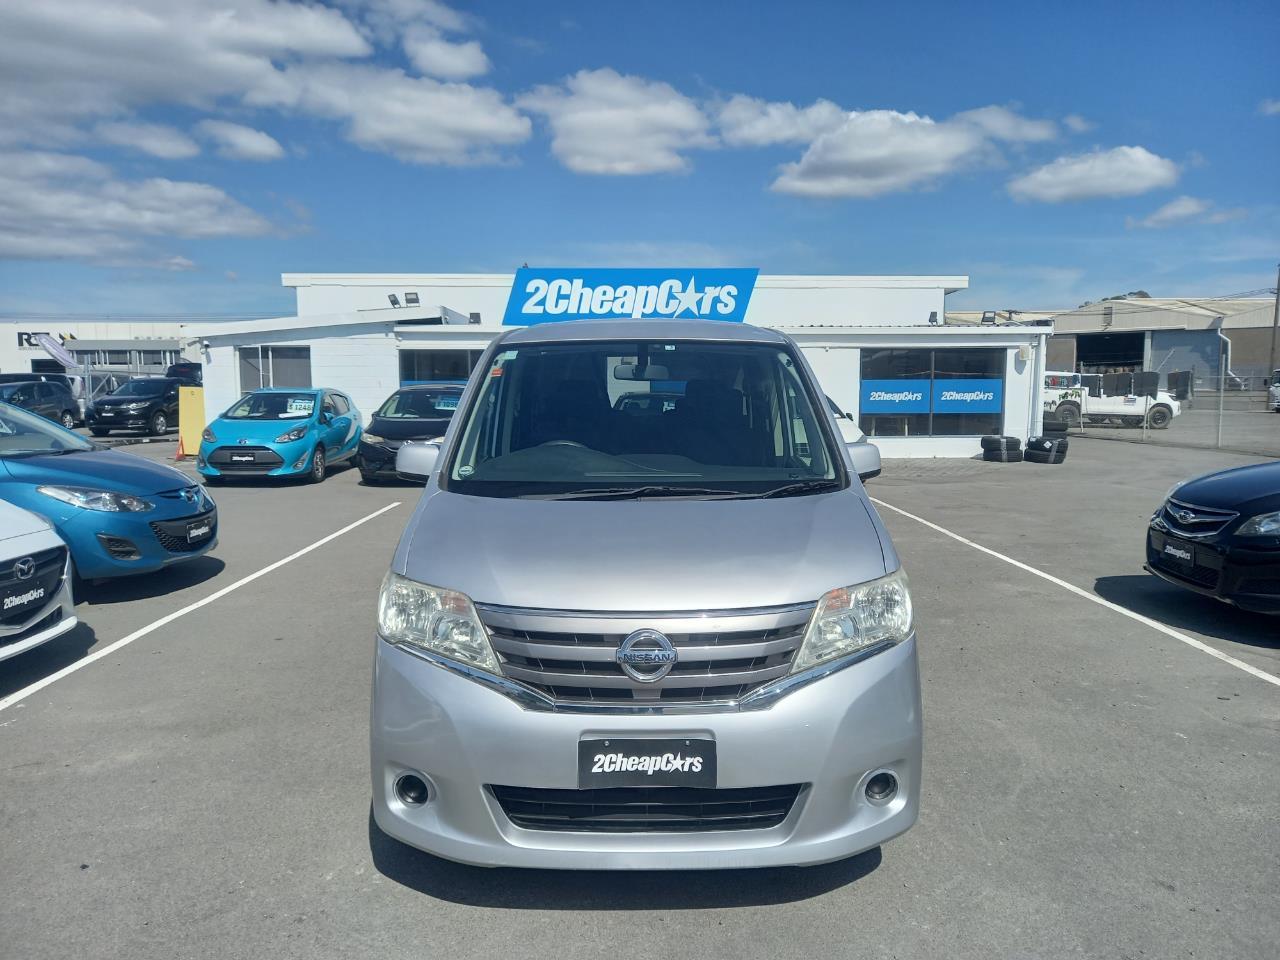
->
xmin=502 ymin=268 xmax=759 ymax=325
xmin=861 ymin=379 xmax=1003 ymax=415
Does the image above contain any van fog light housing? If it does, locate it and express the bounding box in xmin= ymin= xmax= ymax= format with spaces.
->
xmin=864 ymin=771 xmax=898 ymax=803
xmin=394 ymin=773 xmax=431 ymax=806
xmin=792 ymin=569 xmax=912 ymax=673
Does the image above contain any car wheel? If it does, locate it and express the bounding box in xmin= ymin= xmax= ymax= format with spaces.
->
xmin=1055 ymin=401 xmax=1081 ymax=425
xmin=1147 ymin=405 xmax=1172 ymax=429
xmin=59 ymin=410 xmax=76 ymax=430
xmin=89 ymin=427 xmax=110 ymax=437
xmin=308 ymin=446 xmax=326 ymax=483
xmin=149 ymin=411 xmax=167 ymax=436
xmin=360 ymin=469 xmax=379 ymax=485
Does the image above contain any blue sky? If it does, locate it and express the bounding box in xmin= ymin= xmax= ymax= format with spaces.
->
xmin=0 ymin=0 xmax=1276 ymax=317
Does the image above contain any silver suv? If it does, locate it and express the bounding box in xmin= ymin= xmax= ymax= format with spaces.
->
xmin=372 ymin=320 xmax=921 ymax=869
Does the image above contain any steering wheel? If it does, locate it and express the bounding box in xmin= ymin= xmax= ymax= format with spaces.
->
xmin=538 ymin=439 xmax=587 ymax=448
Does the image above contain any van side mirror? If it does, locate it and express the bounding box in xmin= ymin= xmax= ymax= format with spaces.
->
xmin=396 ymin=441 xmax=441 ymax=482
xmin=847 ymin=440 xmax=881 ymax=483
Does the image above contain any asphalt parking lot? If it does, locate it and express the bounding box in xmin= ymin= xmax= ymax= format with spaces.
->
xmin=2 ymin=439 xmax=1277 ymax=960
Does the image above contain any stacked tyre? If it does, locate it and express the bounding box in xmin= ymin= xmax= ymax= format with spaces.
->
xmin=1025 ymin=436 xmax=1068 ymax=464
xmin=1041 ymin=416 xmax=1069 ymax=438
xmin=981 ymin=435 xmax=1022 ymax=463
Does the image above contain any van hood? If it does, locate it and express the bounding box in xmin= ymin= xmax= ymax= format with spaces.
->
xmin=400 ymin=489 xmax=889 ymax=611
xmin=0 ymin=448 xmax=193 ymax=496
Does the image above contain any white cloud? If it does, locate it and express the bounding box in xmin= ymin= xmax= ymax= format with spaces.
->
xmin=248 ymin=63 xmax=528 ymax=164
xmin=716 ymin=95 xmax=846 ymax=146
xmin=403 ymin=25 xmax=490 ymax=79
xmin=0 ymin=150 xmax=271 ymax=263
xmin=953 ymin=105 xmax=1057 ymax=142
xmin=772 ymin=110 xmax=992 ymax=198
xmin=161 ymin=254 xmax=196 ymax=271
xmin=1063 ymin=114 xmax=1094 ymax=133
xmin=95 ymin=121 xmax=200 ymax=159
xmin=0 ymin=1 xmax=524 ymax=168
xmin=520 ymin=68 xmax=713 ymax=175
xmin=196 ymin=119 xmax=285 ymax=161
xmin=1260 ymin=99 xmax=1280 ymax=116
xmin=1128 ymin=195 xmax=1247 ymax=229
xmin=1007 ymin=146 xmax=1178 ymax=202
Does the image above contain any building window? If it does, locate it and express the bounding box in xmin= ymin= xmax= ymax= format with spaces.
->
xmin=238 ymin=345 xmax=312 ymax=390
xmin=860 ymin=348 xmax=1005 ymax=437
xmin=399 ymin=349 xmax=483 ymax=384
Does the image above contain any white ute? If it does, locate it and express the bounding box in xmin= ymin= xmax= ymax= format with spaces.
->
xmin=1268 ymin=369 xmax=1279 ymax=413
xmin=1044 ymin=371 xmax=1181 ymax=429
xmin=0 ymin=500 xmax=77 ymax=663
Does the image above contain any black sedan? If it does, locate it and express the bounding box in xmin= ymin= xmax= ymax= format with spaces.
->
xmin=1146 ymin=461 xmax=1280 ymax=614
xmin=359 ymin=382 xmax=463 ymax=483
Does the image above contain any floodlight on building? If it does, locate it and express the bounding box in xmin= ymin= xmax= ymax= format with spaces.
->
xmin=405 ymin=292 xmax=420 ymax=306
xmin=388 ymin=294 xmax=401 ymax=308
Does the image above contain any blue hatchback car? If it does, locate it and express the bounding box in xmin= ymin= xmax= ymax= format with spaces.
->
xmin=0 ymin=402 xmax=217 ymax=580
xmin=197 ymin=388 xmax=361 ymax=484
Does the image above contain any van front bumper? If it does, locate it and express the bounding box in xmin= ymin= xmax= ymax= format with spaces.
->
xmin=370 ymin=635 xmax=922 ymax=870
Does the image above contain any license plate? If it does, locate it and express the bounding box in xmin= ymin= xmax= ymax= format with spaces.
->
xmin=230 ymin=453 xmax=254 ymax=463
xmin=99 ymin=410 xmax=114 ymax=417
xmin=186 ymin=520 xmax=212 ymax=542
xmin=578 ymin=738 xmax=716 ymax=788
xmin=2 ymin=583 xmax=47 ymax=615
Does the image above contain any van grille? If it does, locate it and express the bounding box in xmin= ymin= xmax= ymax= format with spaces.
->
xmin=475 ymin=602 xmax=813 ymax=705
xmin=490 ymin=784 xmax=802 ymax=833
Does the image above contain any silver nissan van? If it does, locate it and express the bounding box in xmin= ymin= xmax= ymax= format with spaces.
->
xmin=372 ymin=319 xmax=921 ymax=869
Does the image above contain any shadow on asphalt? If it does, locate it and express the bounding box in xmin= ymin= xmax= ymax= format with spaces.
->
xmin=1094 ymin=575 xmax=1278 ymax=650
xmin=77 ymin=556 xmax=225 ymax=606
xmin=0 ymin=622 xmax=97 ymax=701
xmin=367 ymin=809 xmax=881 ymax=907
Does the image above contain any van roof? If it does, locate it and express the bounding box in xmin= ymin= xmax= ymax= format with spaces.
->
xmin=498 ymin=319 xmax=789 ymax=346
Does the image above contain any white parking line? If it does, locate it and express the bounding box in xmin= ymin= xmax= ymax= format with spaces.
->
xmin=0 ymin=502 xmax=402 ymax=713
xmin=869 ymin=496 xmax=1280 ymax=690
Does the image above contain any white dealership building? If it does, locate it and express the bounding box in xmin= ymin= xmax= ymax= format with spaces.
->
xmin=3 ymin=272 xmax=1052 ymax=457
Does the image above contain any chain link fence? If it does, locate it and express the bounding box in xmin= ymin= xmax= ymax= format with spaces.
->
xmin=1046 ymin=372 xmax=1280 ymax=457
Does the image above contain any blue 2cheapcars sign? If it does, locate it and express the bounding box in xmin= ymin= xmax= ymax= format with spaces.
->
xmin=502 ymin=267 xmax=759 ymax=325
xmin=861 ymin=379 xmax=1003 ymax=414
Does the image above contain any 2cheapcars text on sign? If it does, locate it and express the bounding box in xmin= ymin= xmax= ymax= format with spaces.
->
xmin=503 ymin=268 xmax=759 ymax=325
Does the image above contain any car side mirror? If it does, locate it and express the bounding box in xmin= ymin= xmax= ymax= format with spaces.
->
xmin=319 ymin=411 xmax=333 ymax=424
xmin=396 ymin=441 xmax=441 ymax=482
xmin=847 ymin=440 xmax=881 ymax=483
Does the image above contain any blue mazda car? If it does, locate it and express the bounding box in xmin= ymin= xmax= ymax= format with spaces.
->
xmin=197 ymin=388 xmax=361 ymax=484
xmin=0 ymin=401 xmax=217 ymax=581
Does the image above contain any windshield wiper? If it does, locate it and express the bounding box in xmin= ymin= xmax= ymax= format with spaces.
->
xmin=747 ymin=479 xmax=843 ymax=499
xmin=521 ymin=485 xmax=746 ymax=501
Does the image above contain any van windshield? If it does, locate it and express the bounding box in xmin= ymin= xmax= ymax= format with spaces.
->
xmin=447 ymin=339 xmax=842 ymax=499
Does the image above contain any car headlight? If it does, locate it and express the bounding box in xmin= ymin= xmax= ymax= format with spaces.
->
xmin=792 ymin=569 xmax=913 ymax=673
xmin=1237 ymin=511 xmax=1280 ymax=537
xmin=275 ymin=425 xmax=308 ymax=443
xmin=124 ymin=401 xmax=148 ymax=410
xmin=362 ymin=433 xmax=385 ymax=444
xmin=201 ymin=427 xmax=217 ymax=443
xmin=377 ymin=573 xmax=499 ymax=674
xmin=37 ymin=485 xmax=154 ymax=513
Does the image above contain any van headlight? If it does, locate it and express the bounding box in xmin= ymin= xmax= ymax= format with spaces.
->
xmin=377 ymin=573 xmax=499 ymax=674
xmin=793 ymin=569 xmax=913 ymax=672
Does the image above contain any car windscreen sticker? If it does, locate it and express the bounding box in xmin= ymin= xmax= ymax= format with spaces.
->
xmin=284 ymin=398 xmax=315 ymax=417
xmin=503 ymin=267 xmax=759 ymax=325
xmin=435 ymin=396 xmax=459 ymax=410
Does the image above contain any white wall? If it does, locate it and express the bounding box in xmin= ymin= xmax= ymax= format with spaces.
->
xmin=201 ymin=323 xmax=399 ymax=424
